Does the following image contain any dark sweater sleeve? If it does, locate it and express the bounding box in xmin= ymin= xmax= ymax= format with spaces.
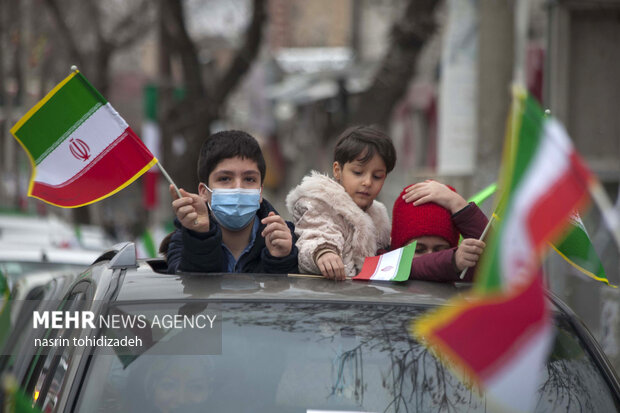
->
xmin=260 ymin=221 xmax=299 ymax=274
xmin=407 ymin=203 xmax=487 ymax=282
xmin=166 ymin=219 xmax=224 ymax=273
xmin=453 ymin=202 xmax=489 ymax=239
xmin=409 ymin=248 xmax=475 ymax=282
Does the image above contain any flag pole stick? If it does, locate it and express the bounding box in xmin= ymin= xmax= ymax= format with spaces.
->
xmin=460 ymin=214 xmax=495 ymax=280
xmin=589 ymin=182 xmax=620 ymax=253
xmin=156 ymin=162 xmax=182 ymax=198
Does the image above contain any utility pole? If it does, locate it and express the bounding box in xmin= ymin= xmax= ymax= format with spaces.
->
xmin=474 ymin=0 xmax=514 ymax=210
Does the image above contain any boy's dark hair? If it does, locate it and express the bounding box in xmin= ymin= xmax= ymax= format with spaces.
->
xmin=333 ymin=125 xmax=396 ymax=173
xmin=197 ymin=130 xmax=266 ymax=184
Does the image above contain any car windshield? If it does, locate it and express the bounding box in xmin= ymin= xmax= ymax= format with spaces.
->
xmin=76 ymin=302 xmax=618 ymax=413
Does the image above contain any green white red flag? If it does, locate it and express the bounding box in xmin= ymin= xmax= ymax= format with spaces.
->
xmin=469 ymin=185 xmax=612 ymax=286
xmin=413 ymin=89 xmax=595 ymax=412
xmin=353 ymin=242 xmax=416 ymax=282
xmin=10 ymin=70 xmax=157 ymax=208
xmin=551 ymin=212 xmax=612 ymax=286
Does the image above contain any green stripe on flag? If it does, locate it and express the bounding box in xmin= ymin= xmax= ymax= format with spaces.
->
xmin=144 ymin=84 xmax=158 ymax=121
xmin=508 ymin=95 xmax=544 ymax=196
xmin=141 ymin=230 xmax=157 ymax=258
xmin=392 ymin=241 xmax=416 ymax=282
xmin=11 ymin=72 xmax=106 ymax=163
xmin=551 ymin=217 xmax=614 ymax=286
xmin=476 ymin=93 xmax=546 ymax=293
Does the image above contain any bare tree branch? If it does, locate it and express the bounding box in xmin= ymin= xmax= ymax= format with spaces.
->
xmin=214 ymin=0 xmax=268 ymax=106
xmin=109 ymin=0 xmax=155 ymax=49
xmin=159 ymin=0 xmax=269 ymax=190
xmin=161 ymin=0 xmax=205 ymax=101
xmin=42 ymin=0 xmax=84 ymax=69
xmin=351 ymin=0 xmax=440 ymax=129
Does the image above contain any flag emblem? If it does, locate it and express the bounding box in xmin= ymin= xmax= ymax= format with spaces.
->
xmin=69 ymin=138 xmax=91 ymax=161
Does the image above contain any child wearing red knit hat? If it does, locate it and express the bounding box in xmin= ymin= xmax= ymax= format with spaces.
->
xmin=391 ymin=180 xmax=488 ymax=282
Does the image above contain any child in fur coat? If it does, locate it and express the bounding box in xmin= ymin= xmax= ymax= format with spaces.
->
xmin=286 ymin=126 xmax=396 ymax=280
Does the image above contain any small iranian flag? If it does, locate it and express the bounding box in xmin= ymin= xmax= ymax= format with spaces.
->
xmin=413 ymin=90 xmax=595 ymax=412
xmin=551 ymin=212 xmax=611 ymax=285
xmin=11 ymin=70 xmax=157 ymax=208
xmin=353 ymin=241 xmax=416 ymax=282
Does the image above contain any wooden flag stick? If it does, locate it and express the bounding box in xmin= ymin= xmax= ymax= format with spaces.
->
xmin=156 ymin=162 xmax=182 ymax=198
xmin=460 ymin=214 xmax=495 ymax=280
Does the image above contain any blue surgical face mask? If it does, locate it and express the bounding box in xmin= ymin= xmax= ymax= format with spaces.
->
xmin=201 ymin=184 xmax=261 ymax=231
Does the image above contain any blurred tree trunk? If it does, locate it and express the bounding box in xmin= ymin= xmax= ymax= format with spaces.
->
xmin=159 ymin=0 xmax=268 ymax=192
xmin=350 ymin=0 xmax=440 ymax=131
xmin=42 ymin=0 xmax=156 ymax=223
xmin=0 ymin=0 xmax=24 ymax=209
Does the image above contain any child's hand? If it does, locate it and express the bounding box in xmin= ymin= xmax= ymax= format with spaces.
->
xmin=403 ymin=180 xmax=468 ymax=214
xmin=261 ymin=212 xmax=293 ymax=258
xmin=170 ymin=185 xmax=210 ymax=232
xmin=453 ymin=238 xmax=486 ymax=271
xmin=316 ymin=252 xmax=346 ymax=281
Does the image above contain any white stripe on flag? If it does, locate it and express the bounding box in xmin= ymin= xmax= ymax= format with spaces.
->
xmin=369 ymin=248 xmax=404 ymax=280
xmin=485 ymin=323 xmax=553 ymax=412
xmin=500 ymin=119 xmax=572 ymax=288
xmin=35 ymin=103 xmax=129 ymax=186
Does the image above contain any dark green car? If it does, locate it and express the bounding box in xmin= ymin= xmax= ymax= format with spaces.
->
xmin=2 ymin=242 xmax=619 ymax=412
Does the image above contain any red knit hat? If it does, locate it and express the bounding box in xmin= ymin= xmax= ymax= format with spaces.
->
xmin=390 ymin=184 xmax=459 ymax=250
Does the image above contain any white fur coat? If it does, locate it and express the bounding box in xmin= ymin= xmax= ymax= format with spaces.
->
xmin=286 ymin=171 xmax=391 ymax=277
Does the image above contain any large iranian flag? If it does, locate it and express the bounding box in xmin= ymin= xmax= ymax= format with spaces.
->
xmin=11 ymin=71 xmax=157 ymax=208
xmin=413 ymin=90 xmax=595 ymax=412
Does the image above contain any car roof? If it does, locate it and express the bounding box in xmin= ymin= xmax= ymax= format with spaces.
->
xmin=0 ymin=244 xmax=100 ymax=265
xmin=111 ymin=260 xmax=471 ymax=306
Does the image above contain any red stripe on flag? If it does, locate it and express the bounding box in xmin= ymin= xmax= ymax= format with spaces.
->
xmin=143 ymin=170 xmax=159 ymax=210
xmin=354 ymin=255 xmax=381 ymax=280
xmin=31 ymin=127 xmax=155 ymax=207
xmin=527 ymin=152 xmax=591 ymax=251
xmin=430 ymin=274 xmax=547 ymax=381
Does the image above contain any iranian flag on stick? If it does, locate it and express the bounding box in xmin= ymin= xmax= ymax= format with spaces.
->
xmin=469 ymin=183 xmax=612 ymax=286
xmin=550 ymin=212 xmax=612 ymax=286
xmin=353 ymin=241 xmax=416 ymax=282
xmin=413 ymin=89 xmax=595 ymax=412
xmin=10 ymin=70 xmax=157 ymax=208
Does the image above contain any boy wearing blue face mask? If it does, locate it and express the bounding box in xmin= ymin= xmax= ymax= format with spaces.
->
xmin=165 ymin=130 xmax=299 ymax=274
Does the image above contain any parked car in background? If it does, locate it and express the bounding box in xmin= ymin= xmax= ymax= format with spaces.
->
xmin=0 ymin=244 xmax=99 ymax=289
xmin=0 ymin=213 xmax=115 ymax=251
xmin=0 ymin=213 xmax=113 ymax=291
xmin=2 ymin=243 xmax=619 ymax=412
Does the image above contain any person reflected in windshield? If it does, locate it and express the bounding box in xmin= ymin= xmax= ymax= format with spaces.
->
xmin=164 ymin=130 xmax=298 ymax=274
xmin=390 ymin=181 xmax=488 ymax=281
xmin=286 ymin=125 xmax=396 ymax=280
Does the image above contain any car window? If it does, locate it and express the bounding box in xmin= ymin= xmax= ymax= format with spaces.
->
xmin=23 ymin=281 xmax=92 ymax=411
xmin=75 ymin=302 xmax=619 ymax=413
